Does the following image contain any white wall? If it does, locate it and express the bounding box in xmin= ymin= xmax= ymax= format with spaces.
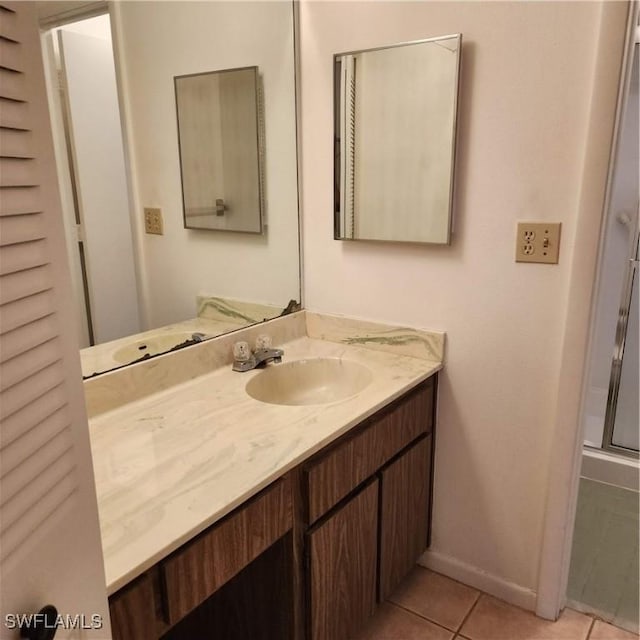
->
xmin=57 ymin=12 xmax=110 ymax=40
xmin=299 ymin=0 xmax=622 ymax=601
xmin=59 ymin=27 xmax=141 ymax=344
xmin=112 ymin=1 xmax=300 ymax=328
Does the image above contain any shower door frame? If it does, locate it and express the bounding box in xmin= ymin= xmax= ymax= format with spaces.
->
xmin=600 ymin=35 xmax=639 ymax=459
xmin=602 ymin=224 xmax=639 ymax=458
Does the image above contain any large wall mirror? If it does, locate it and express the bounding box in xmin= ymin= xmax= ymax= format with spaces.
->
xmin=38 ymin=1 xmax=300 ymax=378
xmin=334 ymin=35 xmax=461 ymax=244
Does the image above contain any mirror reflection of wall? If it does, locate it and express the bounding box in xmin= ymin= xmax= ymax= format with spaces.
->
xmin=334 ymin=35 xmax=461 ymax=244
xmin=43 ymin=14 xmax=140 ymax=351
xmin=40 ymin=1 xmax=300 ymax=378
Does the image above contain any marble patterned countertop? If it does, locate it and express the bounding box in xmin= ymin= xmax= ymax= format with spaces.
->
xmin=87 ymin=314 xmax=443 ymax=594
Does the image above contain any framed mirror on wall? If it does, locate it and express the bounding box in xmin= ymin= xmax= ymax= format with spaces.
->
xmin=175 ymin=66 xmax=265 ymax=234
xmin=334 ymin=34 xmax=462 ymax=245
xmin=38 ymin=1 xmax=301 ymax=378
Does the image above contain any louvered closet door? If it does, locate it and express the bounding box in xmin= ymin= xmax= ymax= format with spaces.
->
xmin=0 ymin=3 xmax=110 ymax=638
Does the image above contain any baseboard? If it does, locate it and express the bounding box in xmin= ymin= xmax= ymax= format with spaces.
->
xmin=418 ymin=549 xmax=537 ymax=612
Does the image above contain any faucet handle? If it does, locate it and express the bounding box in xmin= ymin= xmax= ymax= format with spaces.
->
xmin=233 ymin=341 xmax=252 ymax=362
xmin=255 ymin=334 xmax=272 ymax=350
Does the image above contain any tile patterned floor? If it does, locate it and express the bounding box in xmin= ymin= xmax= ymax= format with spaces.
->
xmin=567 ymin=478 xmax=639 ymax=631
xmin=355 ymin=567 xmax=639 ymax=640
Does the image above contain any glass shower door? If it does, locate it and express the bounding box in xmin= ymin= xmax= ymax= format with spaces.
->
xmin=600 ymin=41 xmax=639 ymax=458
xmin=603 ymin=231 xmax=639 ymax=455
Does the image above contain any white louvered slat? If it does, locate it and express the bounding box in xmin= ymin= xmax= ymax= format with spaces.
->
xmin=0 ymin=97 xmax=29 ymax=129
xmin=0 ymin=359 xmax=65 ymax=422
xmin=0 ymin=383 xmax=66 ymax=448
xmin=0 ymin=313 xmax=58 ymax=363
xmin=0 ymin=157 xmax=38 ymax=186
xmin=0 ymin=0 xmax=109 ymax=626
xmin=1 ymin=471 xmax=76 ymax=562
xmin=0 ymin=263 xmax=52 ymax=304
xmin=0 ymin=214 xmax=47 ymax=245
xmin=0 ymin=337 xmax=61 ymax=391
xmin=0 ymin=406 xmax=70 ymax=480
xmin=1 ymin=418 xmax=72 ymax=497
xmin=0 ymin=68 xmax=26 ymax=101
xmin=0 ymin=6 xmax=20 ymax=43
xmin=0 ymin=126 xmax=33 ymax=157
xmin=0 ymin=238 xmax=47 ymax=272
xmin=2 ymin=449 xmax=75 ymax=525
xmin=0 ymin=34 xmax=23 ymax=73
xmin=0 ymin=185 xmax=42 ymax=214
xmin=0 ymin=289 xmax=55 ymax=334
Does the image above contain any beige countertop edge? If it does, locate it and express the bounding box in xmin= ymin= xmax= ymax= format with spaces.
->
xmin=90 ymin=338 xmax=442 ymax=595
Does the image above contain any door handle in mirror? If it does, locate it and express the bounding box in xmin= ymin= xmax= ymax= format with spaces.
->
xmin=215 ymin=198 xmax=227 ymax=216
xmin=20 ymin=605 xmax=58 ymax=640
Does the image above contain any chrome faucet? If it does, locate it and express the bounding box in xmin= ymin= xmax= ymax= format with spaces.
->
xmin=232 ymin=336 xmax=283 ymax=372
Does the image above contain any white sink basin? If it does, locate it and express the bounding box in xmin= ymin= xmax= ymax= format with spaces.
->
xmin=245 ymin=358 xmax=372 ymax=406
xmin=112 ymin=332 xmax=198 ymax=364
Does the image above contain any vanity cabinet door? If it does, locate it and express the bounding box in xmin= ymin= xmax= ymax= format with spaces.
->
xmin=305 ymin=379 xmax=434 ymax=524
xmin=307 ymin=479 xmax=379 ymax=640
xmin=109 ymin=573 xmax=158 ymax=640
xmin=379 ymin=435 xmax=432 ymax=601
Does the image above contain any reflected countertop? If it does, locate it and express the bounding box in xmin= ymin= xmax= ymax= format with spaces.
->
xmin=88 ymin=334 xmax=442 ymax=594
xmin=80 ymin=317 xmax=250 ymax=378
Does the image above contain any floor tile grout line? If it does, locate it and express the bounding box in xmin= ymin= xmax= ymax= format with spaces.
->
xmin=585 ymin=616 xmax=597 ymax=639
xmin=387 ymin=600 xmax=455 ymax=631
xmin=386 ymin=601 xmax=459 ymax=636
xmin=455 ymin=591 xmax=483 ymax=635
xmin=387 ymin=569 xmax=483 ymax=633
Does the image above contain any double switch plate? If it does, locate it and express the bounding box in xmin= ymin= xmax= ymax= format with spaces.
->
xmin=516 ymin=222 xmax=561 ymax=264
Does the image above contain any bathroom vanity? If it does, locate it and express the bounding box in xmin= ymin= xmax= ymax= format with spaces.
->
xmin=86 ymin=313 xmax=443 ymax=640
xmin=107 ymin=379 xmax=436 ymax=640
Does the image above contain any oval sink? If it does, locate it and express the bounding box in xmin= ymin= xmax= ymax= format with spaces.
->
xmin=113 ymin=332 xmax=198 ymax=364
xmin=245 ymin=358 xmax=372 ymax=406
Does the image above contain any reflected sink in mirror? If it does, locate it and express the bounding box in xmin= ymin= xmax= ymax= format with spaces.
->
xmin=112 ymin=332 xmax=201 ymax=364
xmin=245 ymin=358 xmax=372 ymax=406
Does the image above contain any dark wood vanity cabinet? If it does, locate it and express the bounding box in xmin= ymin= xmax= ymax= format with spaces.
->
xmin=307 ymin=480 xmax=379 ymax=640
xmin=109 ymin=573 xmax=158 ymax=640
xmin=161 ymin=477 xmax=292 ymax=625
xmin=108 ymin=374 xmax=437 ymax=640
xmin=304 ymin=378 xmax=436 ymax=640
xmin=109 ymin=479 xmax=293 ymax=640
xmin=379 ymin=435 xmax=432 ymax=601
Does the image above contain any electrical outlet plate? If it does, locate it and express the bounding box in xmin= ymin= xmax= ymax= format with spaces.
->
xmin=144 ymin=207 xmax=163 ymax=235
xmin=516 ymin=222 xmax=561 ymax=264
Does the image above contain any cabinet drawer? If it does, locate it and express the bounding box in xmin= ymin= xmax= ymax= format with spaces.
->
xmin=305 ymin=378 xmax=434 ymax=524
xmin=161 ymin=477 xmax=292 ymax=625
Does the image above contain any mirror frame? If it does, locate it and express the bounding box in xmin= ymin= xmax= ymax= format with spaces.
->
xmin=174 ymin=65 xmax=266 ymax=235
xmin=333 ymin=34 xmax=462 ymax=245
